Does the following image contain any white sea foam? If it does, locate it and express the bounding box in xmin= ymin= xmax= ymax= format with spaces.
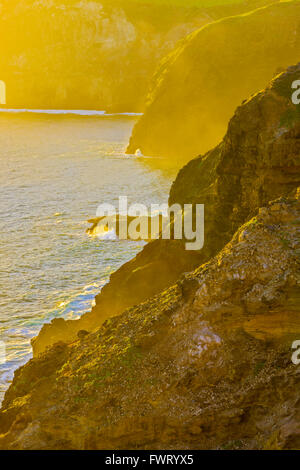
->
xmin=0 ymin=115 xmax=170 ymax=403
xmin=0 ymin=280 xmax=105 ymax=399
xmin=94 ymin=227 xmax=119 ymax=240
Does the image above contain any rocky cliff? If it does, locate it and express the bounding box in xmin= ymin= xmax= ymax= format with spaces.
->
xmin=0 ymin=59 xmax=300 ymax=451
xmin=0 ymin=0 xmax=274 ymax=111
xmin=0 ymin=189 xmax=299 ymax=449
xmin=31 ymin=63 xmax=300 ymax=357
xmin=127 ymin=0 xmax=300 ymax=163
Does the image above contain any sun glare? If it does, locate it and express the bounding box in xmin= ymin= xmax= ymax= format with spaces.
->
xmin=0 ymin=81 xmax=6 ymax=104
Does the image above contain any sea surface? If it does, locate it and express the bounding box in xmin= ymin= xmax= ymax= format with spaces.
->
xmin=0 ymin=112 xmax=173 ymax=402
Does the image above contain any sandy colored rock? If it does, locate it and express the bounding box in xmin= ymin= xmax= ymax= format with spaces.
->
xmin=127 ymin=1 xmax=300 ymax=164
xmin=32 ymin=62 xmax=300 ymax=356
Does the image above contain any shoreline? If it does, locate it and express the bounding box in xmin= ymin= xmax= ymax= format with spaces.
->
xmin=0 ymin=108 xmax=143 ymax=117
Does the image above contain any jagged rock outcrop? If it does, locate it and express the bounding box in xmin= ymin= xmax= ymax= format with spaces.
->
xmin=0 ymin=190 xmax=299 ymax=449
xmin=127 ymin=0 xmax=300 ymax=163
xmin=0 ymin=0 xmax=274 ymax=110
xmin=32 ymin=63 xmax=300 ymax=356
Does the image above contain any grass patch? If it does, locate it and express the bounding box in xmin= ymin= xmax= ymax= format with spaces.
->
xmin=253 ymin=361 xmax=266 ymax=376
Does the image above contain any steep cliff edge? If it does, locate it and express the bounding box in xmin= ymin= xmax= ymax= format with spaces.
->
xmin=127 ymin=0 xmax=300 ymax=164
xmin=0 ymin=190 xmax=299 ymax=449
xmin=32 ymin=63 xmax=300 ymax=357
xmin=0 ymin=0 xmax=274 ymax=110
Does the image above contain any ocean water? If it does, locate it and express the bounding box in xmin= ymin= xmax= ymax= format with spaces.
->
xmin=0 ymin=113 xmax=172 ymax=402
xmin=0 ymin=108 xmax=143 ymax=117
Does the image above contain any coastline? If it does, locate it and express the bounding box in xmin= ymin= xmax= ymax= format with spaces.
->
xmin=0 ymin=108 xmax=143 ymax=117
xmin=0 ymin=112 xmax=171 ymax=404
xmin=1 ymin=64 xmax=298 ymax=448
xmin=1 ymin=0 xmax=299 ymax=453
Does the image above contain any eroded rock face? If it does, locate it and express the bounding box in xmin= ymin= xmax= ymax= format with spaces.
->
xmin=32 ymin=63 xmax=300 ymax=356
xmin=127 ymin=0 xmax=300 ymax=164
xmin=0 ymin=191 xmax=299 ymax=450
xmin=169 ymin=62 xmax=300 ymax=255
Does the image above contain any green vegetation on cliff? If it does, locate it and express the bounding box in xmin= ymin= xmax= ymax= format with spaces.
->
xmin=127 ymin=0 xmax=300 ymax=163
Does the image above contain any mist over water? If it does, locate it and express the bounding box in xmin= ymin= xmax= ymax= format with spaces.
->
xmin=0 ymin=114 xmax=172 ymax=402
xmin=0 ymin=109 xmax=143 ymax=117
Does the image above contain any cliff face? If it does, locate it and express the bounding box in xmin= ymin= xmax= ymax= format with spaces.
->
xmin=0 ymin=58 xmax=300 ymax=450
xmin=31 ymin=63 xmax=300 ymax=357
xmin=0 ymin=0 xmax=274 ymax=111
xmin=127 ymin=0 xmax=300 ymax=163
xmin=0 ymin=190 xmax=299 ymax=449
